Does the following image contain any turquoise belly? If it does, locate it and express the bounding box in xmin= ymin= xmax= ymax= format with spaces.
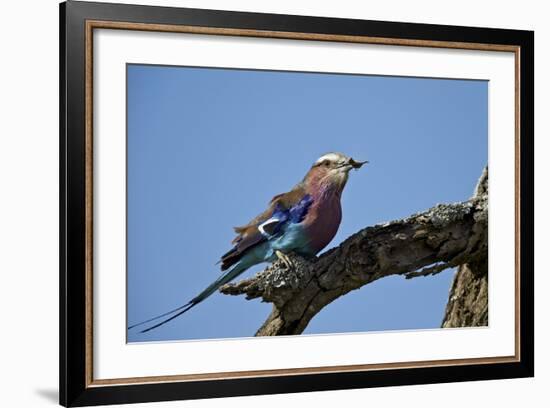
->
xmin=268 ymin=223 xmax=314 ymax=257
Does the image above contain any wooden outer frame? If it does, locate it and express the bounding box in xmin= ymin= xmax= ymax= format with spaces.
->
xmin=60 ymin=1 xmax=534 ymax=406
xmin=84 ymin=21 xmax=521 ymax=386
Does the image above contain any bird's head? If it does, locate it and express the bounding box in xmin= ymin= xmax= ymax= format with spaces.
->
xmin=304 ymin=152 xmax=368 ymax=192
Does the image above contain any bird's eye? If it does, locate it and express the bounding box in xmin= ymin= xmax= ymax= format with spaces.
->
xmin=323 ymin=161 xmax=330 ymax=167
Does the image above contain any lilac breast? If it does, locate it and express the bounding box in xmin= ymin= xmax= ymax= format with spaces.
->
xmin=302 ymin=192 xmax=342 ymax=254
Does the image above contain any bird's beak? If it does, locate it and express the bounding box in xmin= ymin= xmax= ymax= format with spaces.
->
xmin=349 ymin=158 xmax=369 ymax=169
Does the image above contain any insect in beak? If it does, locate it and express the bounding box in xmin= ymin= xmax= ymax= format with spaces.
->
xmin=349 ymin=158 xmax=369 ymax=169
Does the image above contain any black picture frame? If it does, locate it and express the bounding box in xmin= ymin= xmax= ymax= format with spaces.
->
xmin=60 ymin=1 xmax=534 ymax=406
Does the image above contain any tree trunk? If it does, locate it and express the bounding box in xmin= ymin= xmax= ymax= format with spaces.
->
xmin=221 ymin=167 xmax=488 ymax=336
xmin=442 ymin=167 xmax=488 ymax=327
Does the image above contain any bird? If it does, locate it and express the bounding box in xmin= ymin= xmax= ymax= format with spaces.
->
xmin=128 ymin=152 xmax=368 ymax=333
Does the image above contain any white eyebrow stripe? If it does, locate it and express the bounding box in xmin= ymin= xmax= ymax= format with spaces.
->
xmin=315 ymin=152 xmax=346 ymax=164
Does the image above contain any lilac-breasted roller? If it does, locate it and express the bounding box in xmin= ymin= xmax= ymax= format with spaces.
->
xmin=129 ymin=152 xmax=367 ymax=333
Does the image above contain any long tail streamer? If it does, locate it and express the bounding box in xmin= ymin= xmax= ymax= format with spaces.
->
xmin=128 ymin=263 xmax=247 ymax=333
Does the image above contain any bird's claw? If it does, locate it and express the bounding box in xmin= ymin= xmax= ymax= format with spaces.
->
xmin=275 ymin=250 xmax=295 ymax=271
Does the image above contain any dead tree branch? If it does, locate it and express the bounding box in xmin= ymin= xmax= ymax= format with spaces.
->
xmin=221 ymin=167 xmax=488 ymax=336
xmin=442 ymin=167 xmax=488 ymax=327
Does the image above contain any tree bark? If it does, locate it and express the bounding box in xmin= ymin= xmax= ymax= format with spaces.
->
xmin=441 ymin=167 xmax=488 ymax=327
xmin=221 ymin=167 xmax=488 ymax=336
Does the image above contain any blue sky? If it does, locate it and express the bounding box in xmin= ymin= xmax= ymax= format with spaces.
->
xmin=126 ymin=64 xmax=487 ymax=342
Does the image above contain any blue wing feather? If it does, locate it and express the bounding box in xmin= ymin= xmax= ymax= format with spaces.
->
xmin=220 ymin=193 xmax=313 ymax=270
xmin=289 ymin=194 xmax=313 ymax=223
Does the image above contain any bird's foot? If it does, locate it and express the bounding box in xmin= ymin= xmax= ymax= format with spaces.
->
xmin=275 ymin=250 xmax=295 ymax=271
